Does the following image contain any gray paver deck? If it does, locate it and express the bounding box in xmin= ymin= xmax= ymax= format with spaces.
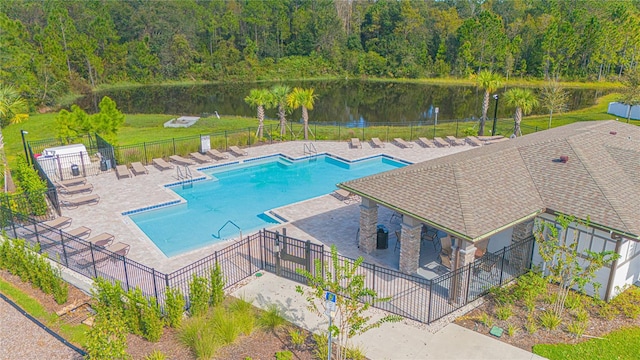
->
xmin=60 ymin=140 xmax=472 ymax=274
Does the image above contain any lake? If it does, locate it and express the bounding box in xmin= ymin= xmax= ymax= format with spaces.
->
xmin=76 ymin=80 xmax=605 ymax=126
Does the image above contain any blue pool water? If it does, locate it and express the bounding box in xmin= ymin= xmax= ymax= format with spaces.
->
xmin=130 ymin=155 xmax=405 ymax=256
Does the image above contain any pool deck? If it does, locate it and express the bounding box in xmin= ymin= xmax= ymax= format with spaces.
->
xmin=60 ymin=140 xmax=473 ymax=274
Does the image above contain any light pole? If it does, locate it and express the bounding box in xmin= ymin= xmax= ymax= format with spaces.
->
xmin=433 ymin=107 xmax=439 ymax=138
xmin=20 ymin=130 xmax=29 ymax=166
xmin=491 ymin=95 xmax=499 ymax=136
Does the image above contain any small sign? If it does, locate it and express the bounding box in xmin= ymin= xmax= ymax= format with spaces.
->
xmin=325 ymin=291 xmax=336 ymax=303
xmin=200 ymin=135 xmax=211 ymax=153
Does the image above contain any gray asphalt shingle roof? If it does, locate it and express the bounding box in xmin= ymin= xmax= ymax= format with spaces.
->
xmin=340 ymin=121 xmax=640 ymax=241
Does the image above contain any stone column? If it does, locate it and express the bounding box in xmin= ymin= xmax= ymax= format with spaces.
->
xmin=449 ymin=237 xmax=476 ymax=305
xmin=511 ymin=219 xmax=535 ymax=270
xmin=358 ymin=198 xmax=378 ymax=254
xmin=399 ymin=216 xmax=422 ymax=274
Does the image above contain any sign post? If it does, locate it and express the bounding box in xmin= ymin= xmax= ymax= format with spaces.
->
xmin=325 ymin=291 xmax=337 ymax=360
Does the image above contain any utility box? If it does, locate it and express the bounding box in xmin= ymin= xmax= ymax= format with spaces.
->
xmin=376 ymin=224 xmax=389 ymax=249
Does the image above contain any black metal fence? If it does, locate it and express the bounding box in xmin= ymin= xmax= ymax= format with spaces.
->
xmin=2 ymin=205 xmax=534 ymax=324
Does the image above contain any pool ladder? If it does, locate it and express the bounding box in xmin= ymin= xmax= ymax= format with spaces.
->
xmin=212 ymin=220 xmax=242 ymax=240
xmin=176 ymin=166 xmax=193 ymax=189
xmin=303 ymin=142 xmax=317 ymax=156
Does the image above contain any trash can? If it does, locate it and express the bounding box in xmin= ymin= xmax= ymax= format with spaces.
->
xmin=71 ymin=164 xmax=80 ymax=176
xmin=376 ymin=224 xmax=389 ymax=249
xmin=100 ymin=159 xmax=108 ymax=171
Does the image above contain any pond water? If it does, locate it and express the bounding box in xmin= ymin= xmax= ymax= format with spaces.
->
xmin=76 ymin=80 xmax=606 ymax=126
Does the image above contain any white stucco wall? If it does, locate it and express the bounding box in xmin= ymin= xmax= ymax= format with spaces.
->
xmin=487 ymin=227 xmax=513 ymax=253
xmin=610 ymin=239 xmax=640 ymax=296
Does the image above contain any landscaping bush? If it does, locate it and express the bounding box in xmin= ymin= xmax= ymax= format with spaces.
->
xmin=0 ymin=237 xmax=68 ymax=304
xmin=13 ymin=158 xmax=48 ymax=216
xmin=164 ymin=286 xmax=185 ymax=328
xmin=188 ymin=274 xmax=209 ymax=317
xmin=540 ymin=311 xmax=562 ymax=330
xmin=258 ymin=304 xmax=286 ymax=330
xmin=209 ymin=263 xmax=225 ymax=307
xmin=289 ymin=329 xmax=306 ymax=350
xmin=275 ymin=351 xmax=293 ymax=360
xmin=85 ymin=306 xmax=129 ymax=360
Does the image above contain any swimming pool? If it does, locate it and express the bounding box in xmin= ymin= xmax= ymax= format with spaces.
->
xmin=129 ymin=155 xmax=406 ymax=256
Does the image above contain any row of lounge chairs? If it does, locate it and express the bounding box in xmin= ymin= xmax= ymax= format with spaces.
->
xmin=115 ymin=147 xmax=248 ymax=177
xmin=24 ymin=216 xmax=130 ymax=257
xmin=54 ymin=178 xmax=101 ymax=209
xmin=350 ymin=135 xmax=507 ymax=149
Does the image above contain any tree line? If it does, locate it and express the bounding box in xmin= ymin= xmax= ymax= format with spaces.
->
xmin=2 ymin=0 xmax=640 ymax=108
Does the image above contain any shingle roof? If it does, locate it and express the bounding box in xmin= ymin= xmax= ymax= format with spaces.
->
xmin=340 ymin=121 xmax=640 ymax=241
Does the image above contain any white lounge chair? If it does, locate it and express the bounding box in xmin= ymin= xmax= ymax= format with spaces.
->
xmin=206 ymin=149 xmax=229 ymax=160
xmin=433 ymin=137 xmax=450 ymax=147
xmin=88 ymin=233 xmax=115 ymax=248
xmin=418 ymin=137 xmax=436 ymax=148
xmin=446 ymin=136 xmax=465 ymax=146
xmin=107 ymin=242 xmax=130 ymax=256
xmin=169 ymin=155 xmax=196 ymax=166
xmin=350 ymin=138 xmax=362 ymax=149
xmin=228 ymin=146 xmax=248 ymax=156
xmin=190 ymin=152 xmax=212 ymax=164
xmin=394 ymin=138 xmax=414 ymax=148
xmin=152 ymin=158 xmax=174 ymax=171
xmin=130 ymin=162 xmax=148 ymax=175
xmin=60 ymin=194 xmax=100 ymax=209
xmin=370 ymin=138 xmax=385 ymax=148
xmin=34 ymin=216 xmax=72 ymax=233
xmin=66 ymin=226 xmax=91 ymax=239
xmin=115 ymin=165 xmax=131 ymax=179
xmin=465 ymin=136 xmax=483 ymax=147
xmin=334 ymin=189 xmax=359 ymax=204
xmin=56 ymin=181 xmax=93 ymax=195
xmin=56 ymin=178 xmax=86 ymax=187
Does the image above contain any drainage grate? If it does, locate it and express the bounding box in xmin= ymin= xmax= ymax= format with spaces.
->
xmin=58 ymin=303 xmax=95 ymax=325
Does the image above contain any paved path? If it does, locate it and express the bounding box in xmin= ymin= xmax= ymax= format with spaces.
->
xmin=231 ymin=272 xmax=546 ymax=360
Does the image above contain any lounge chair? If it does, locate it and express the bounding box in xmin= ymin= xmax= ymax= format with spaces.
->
xmin=56 ymin=182 xmax=93 ymax=196
xmin=190 ymin=152 xmax=212 ymax=164
xmin=433 ymin=137 xmax=450 ymax=147
xmin=440 ymin=253 xmax=452 ymax=270
xmin=446 ymin=136 xmax=465 ymax=146
xmin=152 ymin=158 xmax=174 ymax=171
xmin=57 ymin=178 xmax=86 ymax=187
xmin=34 ymin=216 xmax=72 ymax=233
xmin=107 ymin=242 xmax=130 ymax=256
xmin=228 ymin=146 xmax=248 ymax=157
xmin=334 ymin=189 xmax=358 ymax=204
xmin=350 ymin=138 xmax=362 ymax=149
xmin=370 ymin=138 xmax=385 ymax=148
xmin=130 ymin=162 xmax=148 ymax=175
xmin=394 ymin=138 xmax=414 ymax=148
xmin=440 ymin=235 xmax=452 ymax=256
xmin=60 ymin=194 xmax=100 ymax=209
xmin=465 ymin=136 xmax=483 ymax=147
xmin=66 ymin=226 xmax=91 ymax=239
xmin=115 ymin=165 xmax=131 ymax=179
xmin=87 ymin=233 xmax=115 ymax=248
xmin=169 ymin=155 xmax=196 ymax=166
xmin=206 ymin=149 xmax=229 ymax=160
xmin=417 ymin=137 xmax=436 ymax=148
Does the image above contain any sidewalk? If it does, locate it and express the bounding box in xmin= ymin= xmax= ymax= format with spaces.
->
xmin=231 ymin=272 xmax=546 ymax=360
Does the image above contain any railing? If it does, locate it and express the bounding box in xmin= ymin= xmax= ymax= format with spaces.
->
xmin=213 ymin=220 xmax=242 ymax=240
xmin=176 ymin=166 xmax=193 ymax=189
xmin=2 ymin=204 xmax=535 ymax=324
xmin=303 ymin=142 xmax=317 ymax=156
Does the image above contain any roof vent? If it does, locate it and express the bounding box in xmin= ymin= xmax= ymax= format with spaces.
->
xmin=610 ymin=131 xmax=617 ymax=135
xmin=559 ymin=155 xmax=569 ymax=163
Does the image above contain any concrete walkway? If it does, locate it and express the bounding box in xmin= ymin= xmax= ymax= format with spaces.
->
xmin=231 ymin=272 xmax=546 ymax=360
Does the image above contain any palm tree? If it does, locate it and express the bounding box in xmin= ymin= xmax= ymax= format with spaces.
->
xmin=244 ymin=88 xmax=272 ymax=139
xmin=504 ymin=88 xmax=538 ymax=137
xmin=270 ymin=85 xmax=291 ymax=137
xmin=619 ymin=69 xmax=640 ymax=123
xmin=0 ymin=84 xmax=28 ymax=192
xmin=287 ymin=88 xmax=317 ymax=140
xmin=475 ymin=70 xmax=503 ymax=136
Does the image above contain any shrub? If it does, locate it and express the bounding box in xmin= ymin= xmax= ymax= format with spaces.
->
xmin=179 ymin=315 xmax=219 ymax=359
xmin=507 ymin=323 xmax=518 ymax=337
xmin=612 ymin=286 xmax=640 ymax=319
xmin=289 ymin=329 xmax=307 ymax=350
xmin=189 ymin=274 xmax=210 ymax=317
xmin=345 ymin=344 xmax=366 ymax=360
xmin=567 ymin=321 xmax=586 ymax=338
xmin=539 ymin=311 xmax=562 ymax=330
xmin=92 ymin=277 xmax=125 ymax=313
xmin=124 ymin=287 xmax=146 ymax=335
xmin=275 ymin=351 xmax=293 ymax=360
xmin=229 ymin=298 xmax=255 ymax=335
xmin=489 ymin=286 xmax=514 ymax=306
xmin=495 ymin=305 xmax=513 ymax=321
xmin=313 ymin=333 xmax=329 ymax=360
xmin=85 ymin=306 xmax=129 ymax=360
xmin=13 ymin=158 xmax=48 ymax=216
xmin=525 ymin=315 xmax=538 ymax=334
xmin=164 ymin=287 xmax=185 ymax=328
xmin=258 ymin=304 xmax=286 ymax=330
xmin=479 ymin=312 xmax=493 ymax=328
xmin=209 ymin=263 xmax=225 ymax=307
xmin=598 ymin=303 xmax=619 ymax=320
xmin=141 ymin=299 xmax=164 ymax=342
xmin=211 ymin=306 xmax=241 ymax=344
xmin=574 ymin=308 xmax=589 ymax=323
xmin=564 ymin=292 xmax=583 ymax=310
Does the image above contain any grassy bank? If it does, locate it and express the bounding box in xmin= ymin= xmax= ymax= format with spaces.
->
xmin=0 ymin=277 xmax=88 ymax=347
xmin=532 ymin=326 xmax=640 ymax=360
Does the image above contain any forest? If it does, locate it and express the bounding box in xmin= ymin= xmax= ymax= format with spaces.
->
xmin=2 ymin=0 xmax=640 ymax=108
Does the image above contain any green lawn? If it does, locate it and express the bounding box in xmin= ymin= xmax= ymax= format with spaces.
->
xmin=532 ymin=326 xmax=640 ymax=360
xmin=0 ymin=277 xmax=89 ymax=347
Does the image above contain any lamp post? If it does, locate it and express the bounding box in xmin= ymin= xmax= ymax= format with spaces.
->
xmin=491 ymin=95 xmax=499 ymax=136
xmin=20 ymin=130 xmax=29 ymax=166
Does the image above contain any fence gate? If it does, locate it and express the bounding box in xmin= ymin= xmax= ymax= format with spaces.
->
xmin=262 ymin=229 xmax=324 ymax=284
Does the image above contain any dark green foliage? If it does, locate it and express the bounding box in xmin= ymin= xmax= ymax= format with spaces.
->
xmin=0 ymin=237 xmax=68 ymax=304
xmin=12 ymin=159 xmax=48 ymax=216
xmin=274 ymin=351 xmax=293 ymax=360
xmin=163 ymin=286 xmax=185 ymax=328
xmin=85 ymin=306 xmax=129 ymax=360
xmin=188 ymin=274 xmax=209 ymax=317
xmin=209 ymin=263 xmax=225 ymax=307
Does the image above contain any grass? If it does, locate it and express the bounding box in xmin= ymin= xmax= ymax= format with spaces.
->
xmin=0 ymin=277 xmax=89 ymax=347
xmin=532 ymin=326 xmax=640 ymax=360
